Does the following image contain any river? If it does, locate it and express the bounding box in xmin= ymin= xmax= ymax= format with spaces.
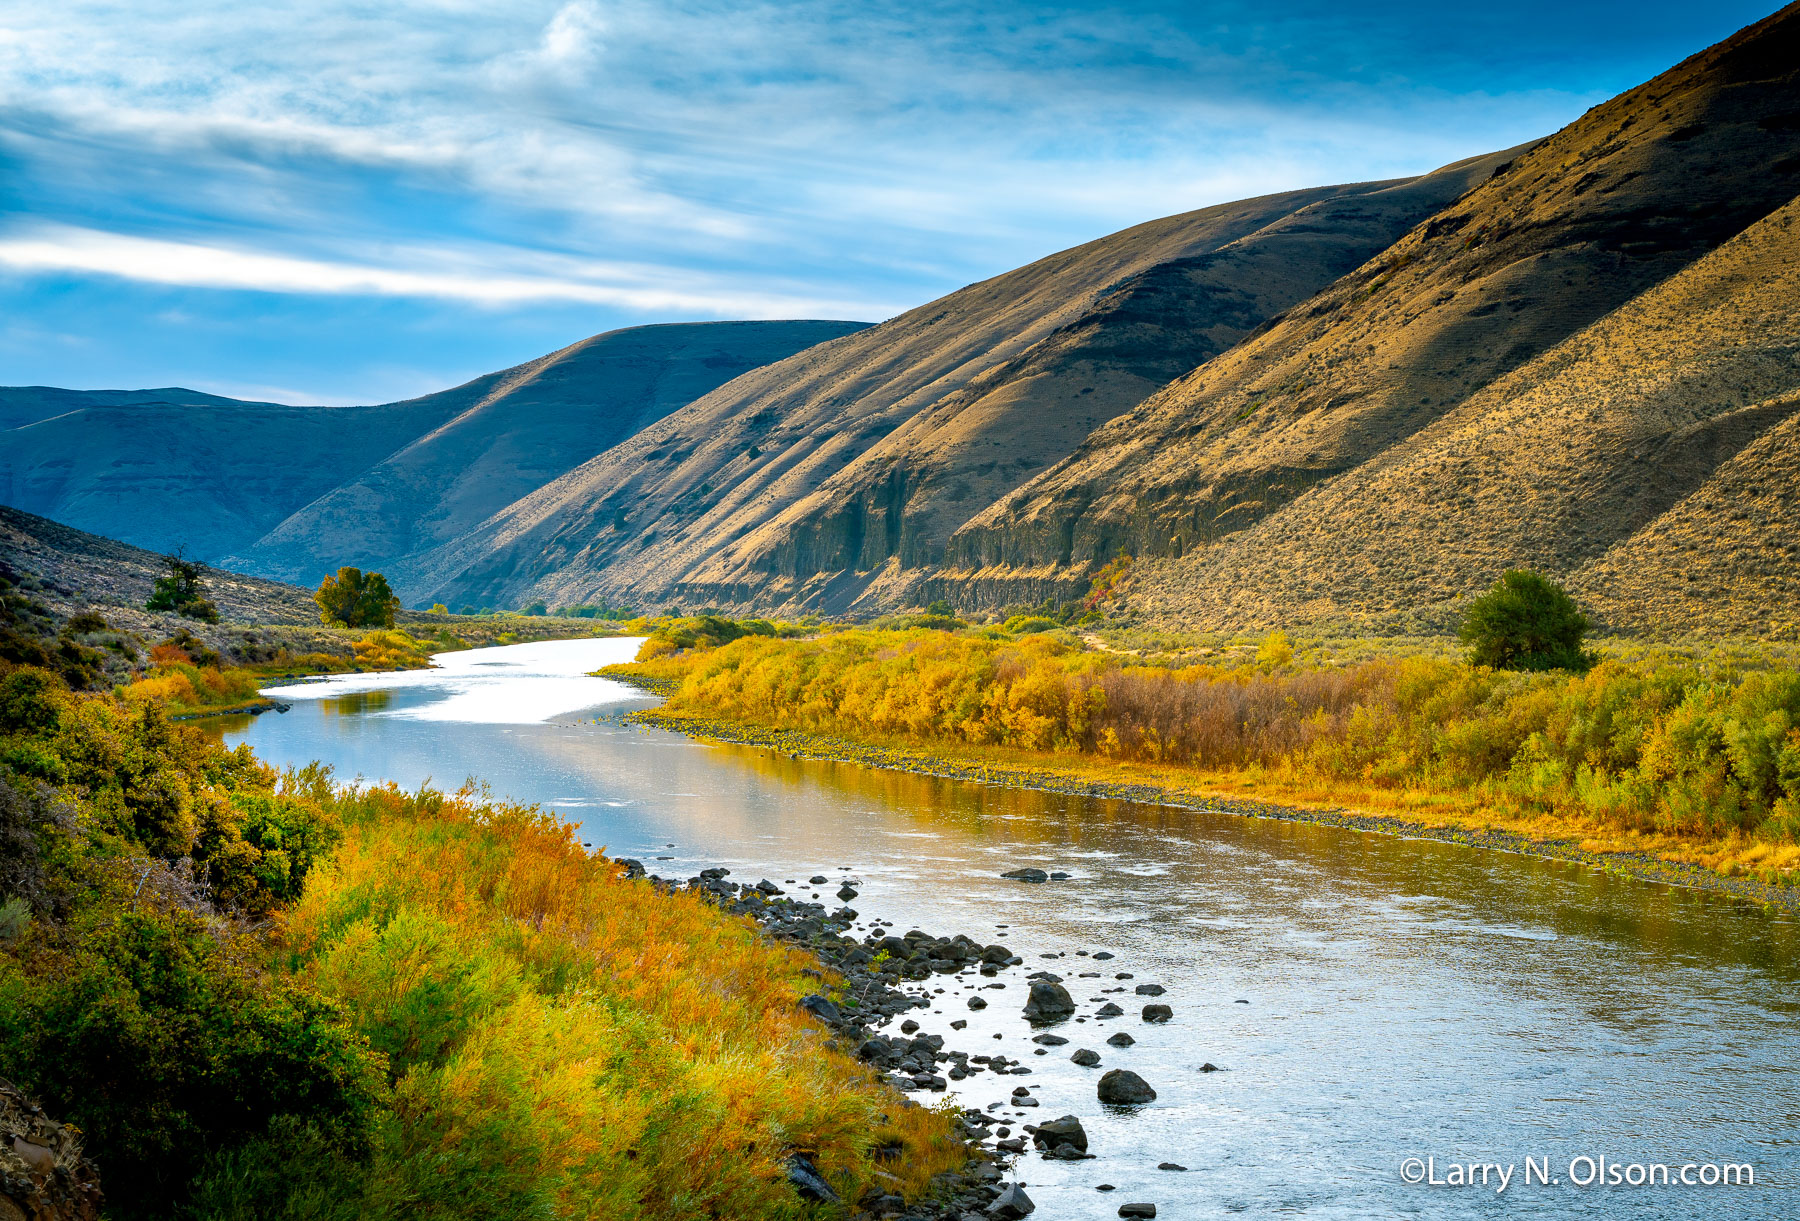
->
xmin=211 ymin=637 xmax=1799 ymax=1219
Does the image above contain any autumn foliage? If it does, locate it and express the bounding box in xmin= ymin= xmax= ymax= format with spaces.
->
xmin=0 ymin=663 xmax=963 ymax=1218
xmin=314 ymin=567 xmax=401 ymax=629
xmin=621 ymin=627 xmax=1800 ymax=844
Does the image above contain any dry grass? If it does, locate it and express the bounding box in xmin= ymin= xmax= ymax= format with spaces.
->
xmin=280 ymin=782 xmax=968 ymax=1216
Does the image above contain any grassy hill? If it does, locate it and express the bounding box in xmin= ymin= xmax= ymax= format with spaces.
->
xmin=400 ymin=150 xmax=1521 ymax=612
xmin=1127 ymin=192 xmax=1800 ymax=636
xmin=942 ymin=2 xmax=1800 ymax=635
xmin=0 ymin=321 xmax=864 ymax=582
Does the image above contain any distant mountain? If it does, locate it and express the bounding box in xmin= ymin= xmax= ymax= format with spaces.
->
xmin=0 ymin=320 xmax=865 ymax=582
xmin=0 ymin=387 xmax=288 ymax=432
xmin=400 ymin=148 xmax=1521 ymax=611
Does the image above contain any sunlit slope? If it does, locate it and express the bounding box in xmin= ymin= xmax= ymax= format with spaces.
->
xmin=947 ymin=3 xmax=1800 ymax=607
xmin=1571 ymin=409 xmax=1800 ymax=638
xmin=229 ymin=320 xmax=865 ymax=586
xmin=0 ymin=322 xmax=857 ymax=576
xmin=1127 ymin=193 xmax=1800 ymax=635
xmin=406 ymin=152 xmax=1518 ymax=611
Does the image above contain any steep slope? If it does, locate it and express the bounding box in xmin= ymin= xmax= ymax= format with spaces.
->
xmin=1127 ymin=192 xmax=1800 ymax=635
xmin=227 ymin=320 xmax=865 ymax=584
xmin=0 ymin=503 xmax=318 ymax=624
xmin=1569 ymin=414 xmax=1800 ymax=639
xmin=948 ymin=2 xmax=1800 ymax=602
xmin=0 ymin=321 xmax=858 ymax=570
xmin=405 ymin=150 xmax=1520 ymax=610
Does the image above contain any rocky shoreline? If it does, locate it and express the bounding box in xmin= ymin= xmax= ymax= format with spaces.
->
xmin=623 ymin=856 xmax=1175 ymax=1220
xmin=620 ymin=705 xmax=1800 ymax=915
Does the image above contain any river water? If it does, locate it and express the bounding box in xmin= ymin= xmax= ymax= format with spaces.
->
xmin=212 ymin=638 xmax=1799 ymax=1219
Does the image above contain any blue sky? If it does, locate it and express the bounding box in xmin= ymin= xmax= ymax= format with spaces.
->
xmin=0 ymin=0 xmax=1777 ymax=404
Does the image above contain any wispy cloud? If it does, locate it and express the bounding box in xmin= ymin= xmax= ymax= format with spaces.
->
xmin=0 ymin=224 xmax=902 ymax=317
xmin=0 ymin=0 xmax=1774 ymax=398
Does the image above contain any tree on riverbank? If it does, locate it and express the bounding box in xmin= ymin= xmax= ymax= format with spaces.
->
xmin=314 ymin=567 xmax=399 ymax=628
xmin=1459 ymin=569 xmax=1594 ymax=672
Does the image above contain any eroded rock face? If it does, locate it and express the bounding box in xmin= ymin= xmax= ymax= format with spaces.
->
xmin=0 ymin=1079 xmax=102 ymax=1221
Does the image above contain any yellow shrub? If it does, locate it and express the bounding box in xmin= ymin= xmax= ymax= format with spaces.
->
xmin=283 ymin=785 xmax=968 ymax=1213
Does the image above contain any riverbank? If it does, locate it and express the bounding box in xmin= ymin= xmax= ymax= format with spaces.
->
xmin=623 ymin=703 xmax=1800 ymax=915
xmin=0 ymin=664 xmax=997 ymax=1220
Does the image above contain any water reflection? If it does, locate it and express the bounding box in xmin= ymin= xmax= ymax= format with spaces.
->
xmin=215 ymin=640 xmax=1799 ymax=1220
xmin=323 ymin=689 xmax=393 ymax=717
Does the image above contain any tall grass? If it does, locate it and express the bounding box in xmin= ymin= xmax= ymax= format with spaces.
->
xmin=219 ymin=781 xmax=965 ymax=1219
xmin=618 ymin=630 xmax=1800 ymax=845
xmin=0 ymin=664 xmax=965 ymax=1219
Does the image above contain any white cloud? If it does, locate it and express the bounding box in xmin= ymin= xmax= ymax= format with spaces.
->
xmin=0 ymin=224 xmax=900 ymax=318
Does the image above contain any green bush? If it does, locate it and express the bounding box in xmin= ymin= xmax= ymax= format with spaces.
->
xmin=1459 ymin=570 xmax=1594 ymax=672
xmin=146 ymin=553 xmax=219 ymax=623
xmin=0 ymin=908 xmax=384 ymax=1221
xmin=314 ymin=569 xmax=399 ymax=629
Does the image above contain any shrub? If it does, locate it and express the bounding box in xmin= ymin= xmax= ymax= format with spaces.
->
xmin=314 ymin=569 xmax=400 ymax=629
xmin=1256 ymin=631 xmax=1294 ymax=669
xmin=146 ymin=553 xmax=219 ymax=623
xmin=351 ymin=630 xmax=431 ymax=672
xmin=1459 ymin=570 xmax=1594 ymax=672
xmin=620 ymin=628 xmax=1800 ymax=846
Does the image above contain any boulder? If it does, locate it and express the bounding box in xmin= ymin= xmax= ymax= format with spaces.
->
xmin=1071 ymin=1048 xmax=1101 ymax=1067
xmin=1134 ymin=984 xmax=1166 ymax=996
xmin=1031 ymin=1115 xmax=1088 ymax=1153
xmin=798 ymin=994 xmax=842 ymax=1024
xmin=1001 ymin=868 xmax=1048 ymax=883
xmin=1142 ymin=1004 xmax=1173 ymax=1023
xmin=987 ymin=1182 xmax=1036 ymax=1218
xmin=1095 ymin=1002 xmax=1124 ymax=1017
xmin=1106 ymin=1032 xmax=1135 ymax=1047
xmin=1023 ymin=981 xmax=1075 ymax=1021
xmin=1097 ymin=1068 xmax=1157 ymax=1105
xmin=785 ymin=1153 xmax=837 ymax=1202
xmin=968 ymin=996 xmax=988 ymax=1010
xmin=1118 ymin=1205 xmax=1157 ymax=1219
xmin=837 ymin=885 xmax=859 ymax=901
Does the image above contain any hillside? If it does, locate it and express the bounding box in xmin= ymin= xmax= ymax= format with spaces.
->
xmin=401 ymin=149 xmax=1522 ymax=610
xmin=0 ymin=386 xmax=286 ymax=431
xmin=0 ymin=321 xmax=862 ymax=576
xmin=0 ymin=503 xmax=318 ymax=625
xmin=941 ymin=2 xmax=1800 ymax=632
xmin=1129 ymin=193 xmax=1800 ymax=636
xmin=226 ymin=321 xmax=867 ymax=584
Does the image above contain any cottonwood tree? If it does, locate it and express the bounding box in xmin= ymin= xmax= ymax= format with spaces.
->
xmin=314 ymin=567 xmax=400 ymax=629
xmin=1460 ymin=570 xmax=1594 ymax=672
